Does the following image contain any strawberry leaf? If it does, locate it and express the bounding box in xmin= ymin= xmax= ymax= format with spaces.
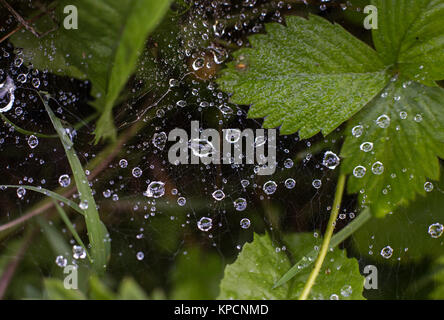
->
xmin=217 ymin=14 xmax=389 ymax=138
xmin=341 ymin=79 xmax=444 ymax=217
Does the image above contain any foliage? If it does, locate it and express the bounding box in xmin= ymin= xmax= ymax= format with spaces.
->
xmin=11 ymin=0 xmax=172 ymax=142
xmin=217 ymin=0 xmax=444 ymax=217
xmin=218 ymin=233 xmax=365 ymax=300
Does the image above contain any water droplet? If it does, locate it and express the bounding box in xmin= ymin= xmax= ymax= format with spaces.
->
xmin=353 ymin=166 xmax=366 ymax=178
xmin=79 ymin=200 xmax=89 ymax=210
xmin=414 ymin=114 xmax=423 ymax=122
xmin=132 ymin=167 xmax=143 ymax=178
xmin=212 ymin=189 xmax=225 ymax=201
xmin=340 ymin=285 xmax=352 ymax=297
xmin=424 ymin=181 xmax=434 ymax=192
xmin=72 ymin=245 xmax=86 ymax=259
xmin=177 ymin=196 xmax=186 ymax=206
xmin=55 ymin=255 xmax=67 ymax=267
xmin=263 ymin=181 xmax=277 ymax=195
xmin=225 ymin=129 xmax=241 ymax=143
xmin=152 ymin=132 xmax=167 ymax=150
xmin=428 ymin=223 xmax=443 ymax=238
xmin=376 ymin=114 xmax=390 ymax=128
xmin=360 ymin=142 xmax=373 ymax=152
xmin=283 ymin=158 xmax=294 ymax=169
xmin=233 ymin=198 xmax=247 ymax=211
xmin=119 ymin=159 xmax=128 ymax=168
xmin=240 ymin=218 xmax=251 ymax=229
xmin=136 ymin=252 xmax=144 ymax=261
xmin=28 ymin=135 xmax=39 ymax=149
xmin=189 ymin=138 xmax=215 ymax=158
xmin=192 ymin=57 xmax=205 ymax=70
xmin=169 ymin=78 xmax=179 ymax=87
xmin=285 ymin=178 xmax=296 ymax=189
xmin=380 ymin=246 xmax=393 ymax=259
xmin=16 ymin=187 xmax=26 ymax=199
xmin=371 ymin=161 xmax=384 ymax=175
xmin=399 ymin=111 xmax=407 ymax=119
xmin=312 ymin=179 xmax=322 ymax=189
xmin=58 ymin=174 xmax=71 ymax=187
xmin=351 ymin=125 xmax=363 ymax=137
xmin=146 ymin=181 xmax=165 ymax=198
xmin=322 ymin=151 xmax=340 ymax=169
xmin=197 ymin=217 xmax=213 ymax=232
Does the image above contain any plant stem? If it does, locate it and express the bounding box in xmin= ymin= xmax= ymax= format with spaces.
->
xmin=298 ymin=173 xmax=346 ymax=300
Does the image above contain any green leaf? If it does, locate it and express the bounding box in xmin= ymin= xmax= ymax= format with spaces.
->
xmin=217 ymin=14 xmax=389 ymax=138
xmin=118 ymin=278 xmax=149 ymax=300
xmin=44 ymin=279 xmax=86 ymax=300
xmin=275 ymin=208 xmax=372 ymax=288
xmin=42 ymin=95 xmax=110 ymax=273
xmin=53 ymin=201 xmax=92 ymax=263
xmin=218 ymin=233 xmax=364 ymax=300
xmin=37 ymin=217 xmax=71 ymax=258
xmin=170 ymin=247 xmax=223 ymax=300
xmin=427 ymin=256 xmax=444 ymax=299
xmin=88 ymin=276 xmax=116 ymax=300
xmin=352 ymin=176 xmax=444 ymax=263
xmin=372 ymin=0 xmax=444 ymax=84
xmin=341 ymin=79 xmax=444 ymax=217
xmin=12 ymin=0 xmax=172 ymax=142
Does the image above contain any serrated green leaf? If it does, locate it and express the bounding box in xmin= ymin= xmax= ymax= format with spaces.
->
xmin=341 ymin=79 xmax=444 ymax=217
xmin=218 ymin=233 xmax=364 ymax=300
xmin=217 ymin=14 xmax=389 ymax=138
xmin=275 ymin=208 xmax=372 ymax=288
xmin=12 ymin=0 xmax=172 ymax=142
xmin=372 ymin=0 xmax=444 ymax=84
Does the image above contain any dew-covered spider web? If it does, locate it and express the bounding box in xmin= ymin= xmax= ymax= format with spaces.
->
xmin=0 ymin=0 xmax=443 ymax=300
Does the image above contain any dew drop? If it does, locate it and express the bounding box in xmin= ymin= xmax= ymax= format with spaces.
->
xmin=353 ymin=166 xmax=366 ymax=178
xmin=322 ymin=151 xmax=340 ymax=169
xmin=380 ymin=246 xmax=393 ymax=259
xmin=146 ymin=181 xmax=165 ymax=198
xmin=197 ymin=217 xmax=213 ymax=232
xmin=263 ymin=181 xmax=277 ymax=195
xmin=371 ymin=161 xmax=384 ymax=175
xmin=240 ymin=218 xmax=251 ymax=229
xmin=28 ymin=135 xmax=39 ymax=149
xmin=58 ymin=174 xmax=71 ymax=187
xmin=72 ymin=245 xmax=86 ymax=259
xmin=233 ymin=198 xmax=247 ymax=211
xmin=428 ymin=223 xmax=443 ymax=238
xmin=212 ymin=189 xmax=225 ymax=201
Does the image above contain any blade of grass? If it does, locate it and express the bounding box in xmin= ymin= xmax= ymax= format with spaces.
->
xmin=273 ymin=207 xmax=371 ymax=289
xmin=40 ymin=93 xmax=109 ymax=274
xmin=1 ymin=113 xmax=57 ymax=138
xmin=53 ymin=201 xmax=92 ymax=263
xmin=36 ymin=217 xmax=71 ymax=257
xmin=0 ymin=185 xmax=84 ymax=215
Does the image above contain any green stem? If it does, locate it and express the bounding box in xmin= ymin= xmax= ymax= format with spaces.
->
xmin=298 ymin=174 xmax=346 ymax=300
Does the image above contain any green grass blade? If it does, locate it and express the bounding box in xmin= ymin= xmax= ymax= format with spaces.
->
xmin=0 ymin=185 xmax=84 ymax=216
xmin=40 ymin=93 xmax=109 ymax=273
xmin=1 ymin=113 xmax=58 ymax=138
xmin=273 ymin=208 xmax=371 ymax=289
xmin=53 ymin=201 xmax=92 ymax=263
